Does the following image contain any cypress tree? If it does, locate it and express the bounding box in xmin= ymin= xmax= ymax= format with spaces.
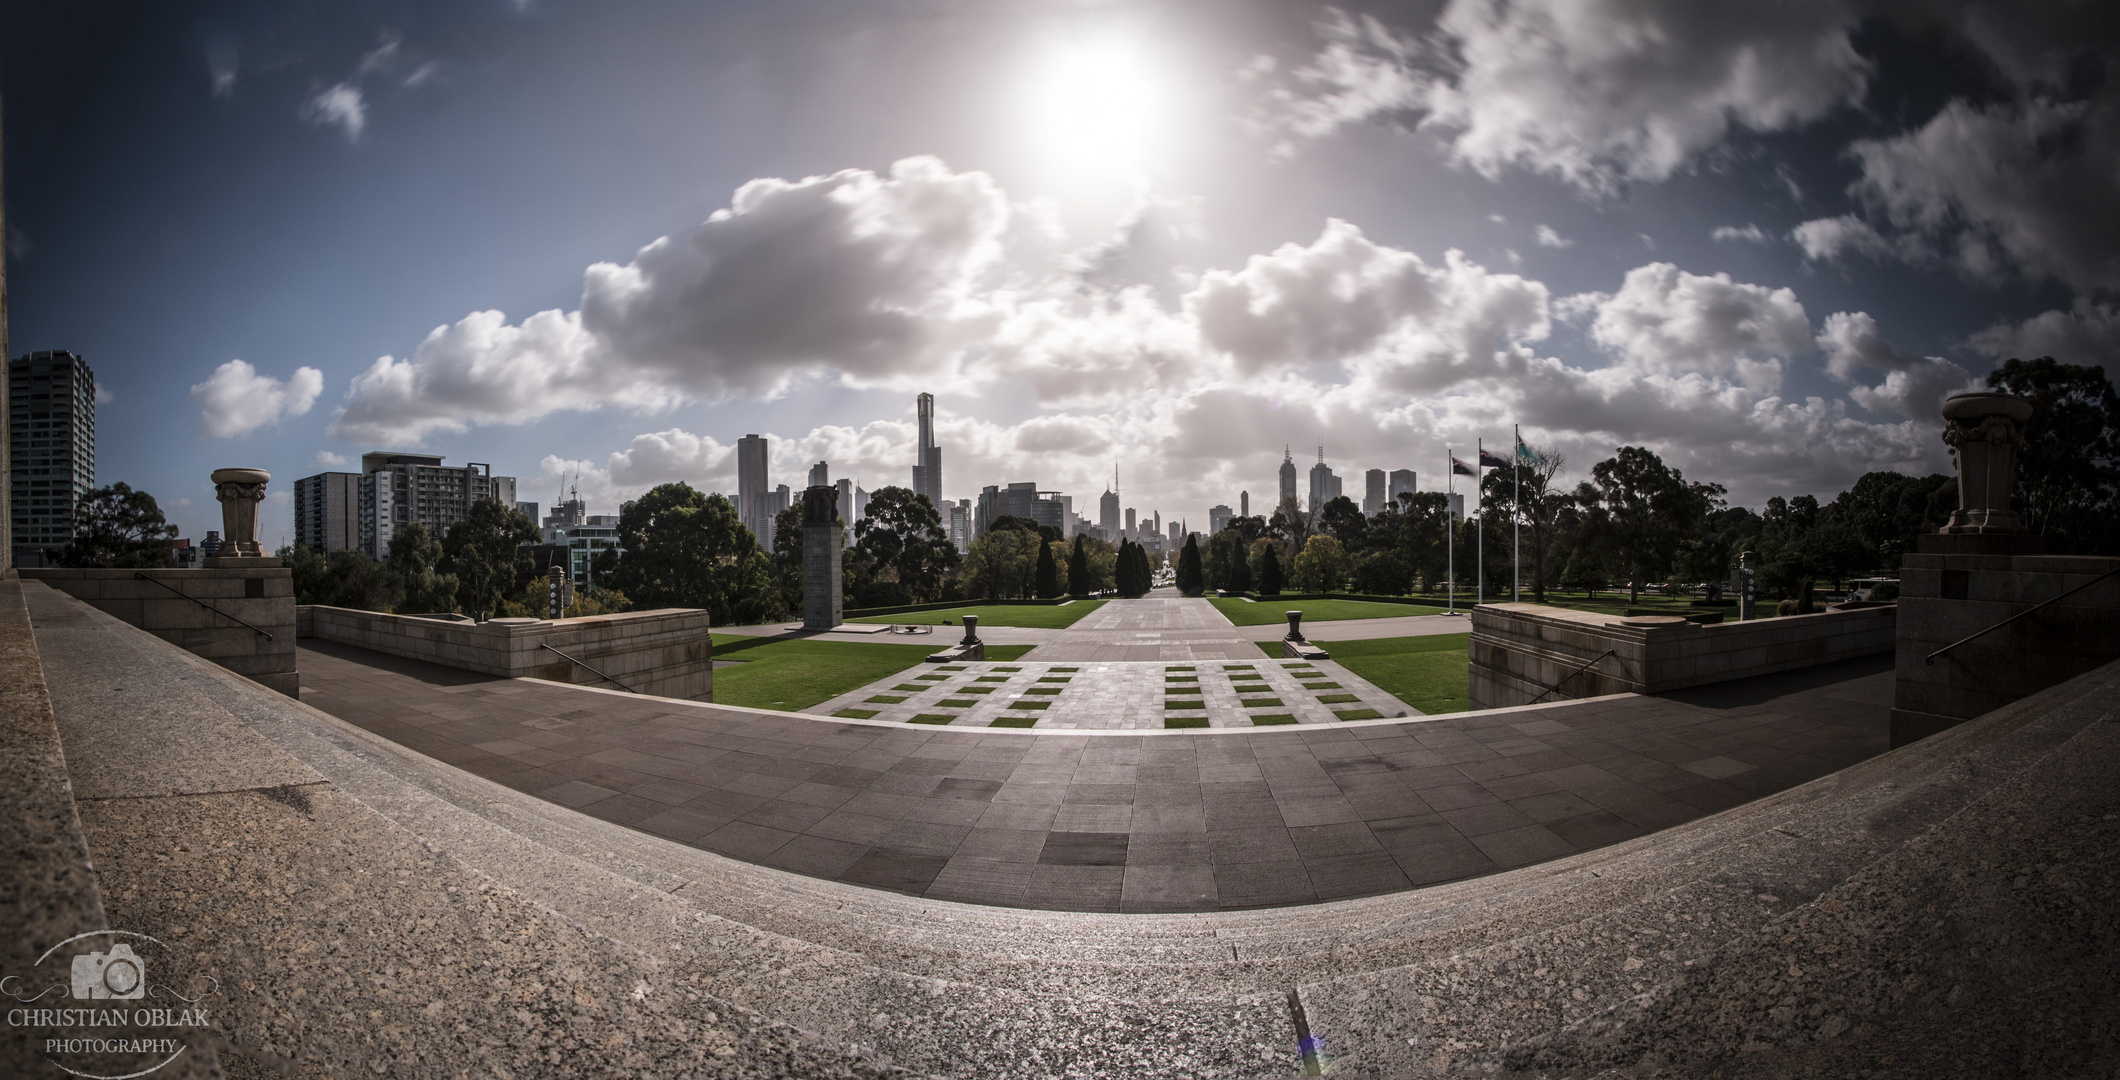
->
xmin=1228 ymin=542 xmax=1253 ymax=594
xmin=1258 ymin=545 xmax=1283 ymax=596
xmin=1035 ymin=540 xmax=1060 ymax=598
xmin=1067 ymin=535 xmax=1089 ymax=597
xmin=1176 ymin=535 xmax=1204 ymax=596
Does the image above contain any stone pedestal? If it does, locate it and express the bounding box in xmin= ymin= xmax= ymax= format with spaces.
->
xmin=801 ymin=485 xmax=843 ymax=632
xmin=210 ymin=467 xmax=271 ymax=559
xmin=1938 ymin=393 xmax=2033 ymax=535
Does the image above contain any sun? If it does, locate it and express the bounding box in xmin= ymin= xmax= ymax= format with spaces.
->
xmin=1017 ymin=25 xmax=1171 ymax=181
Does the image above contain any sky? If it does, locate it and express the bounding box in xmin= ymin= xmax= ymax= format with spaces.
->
xmin=5 ymin=0 xmax=2117 ymax=547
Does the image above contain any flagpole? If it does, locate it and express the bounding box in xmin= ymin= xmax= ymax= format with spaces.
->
xmin=1513 ymin=425 xmax=1521 ymax=604
xmin=1446 ymin=447 xmax=1454 ymax=616
xmin=1476 ymin=438 xmax=1484 ymax=608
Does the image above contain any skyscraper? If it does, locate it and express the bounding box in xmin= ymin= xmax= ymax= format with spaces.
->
xmin=8 ymin=350 xmax=96 ymax=568
xmin=1363 ymin=469 xmax=1387 ymax=515
xmin=835 ymin=477 xmax=855 ymax=544
xmin=1125 ymin=507 xmax=1136 ymax=539
xmin=1308 ymin=448 xmax=1341 ymax=513
xmin=1278 ymin=447 xmax=1298 ymax=508
xmin=295 ymin=471 xmax=361 ymax=554
xmin=1388 ymin=469 xmax=1417 ymax=510
xmin=808 ymin=461 xmax=829 ymax=487
xmin=736 ymin=434 xmax=768 ymax=541
xmin=1240 ymin=490 xmax=1249 ymax=519
xmin=910 ymin=393 xmax=942 ymax=509
xmin=1208 ymin=504 xmax=1233 ymax=536
xmin=1100 ymin=468 xmax=1120 ymax=539
xmin=357 ymin=453 xmax=517 ymax=560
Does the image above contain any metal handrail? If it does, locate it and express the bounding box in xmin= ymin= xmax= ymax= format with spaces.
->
xmin=1528 ymin=649 xmax=1616 ymax=704
xmin=539 ymin=642 xmax=637 ymax=693
xmin=1925 ymin=565 xmax=2120 ymax=666
xmin=132 ymin=572 xmax=273 ymax=641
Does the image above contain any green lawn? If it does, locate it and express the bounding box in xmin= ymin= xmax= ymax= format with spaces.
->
xmin=709 ymin=633 xmax=1027 ymax=711
xmin=1312 ymin=633 xmax=1471 ymax=715
xmin=1208 ymin=597 xmax=1446 ymax=626
xmin=847 ymin=601 xmax=1106 ymax=629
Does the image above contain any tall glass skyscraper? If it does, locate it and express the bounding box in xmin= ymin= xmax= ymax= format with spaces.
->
xmin=8 ymin=350 xmax=97 ymax=568
xmin=910 ymin=392 xmax=942 ymax=510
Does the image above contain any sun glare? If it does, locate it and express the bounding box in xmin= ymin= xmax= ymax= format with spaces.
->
xmin=1018 ymin=27 xmax=1170 ymax=181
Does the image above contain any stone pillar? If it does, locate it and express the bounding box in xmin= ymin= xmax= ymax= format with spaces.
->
xmin=960 ymin=614 xmax=981 ymax=646
xmin=1285 ymin=610 xmax=1305 ymax=641
xmin=801 ymin=485 xmax=842 ymax=632
xmin=208 ymin=468 xmax=275 ymax=566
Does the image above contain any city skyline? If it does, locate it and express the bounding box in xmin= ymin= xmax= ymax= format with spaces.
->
xmin=7 ymin=3 xmax=2115 ymax=548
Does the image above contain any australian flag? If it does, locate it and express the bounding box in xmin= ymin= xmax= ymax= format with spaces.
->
xmin=1451 ymin=456 xmax=1476 ymax=477
xmin=1478 ymin=448 xmax=1510 ymax=469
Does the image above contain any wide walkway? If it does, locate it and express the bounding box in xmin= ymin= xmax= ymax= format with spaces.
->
xmin=297 ymin=638 xmax=1892 ymax=913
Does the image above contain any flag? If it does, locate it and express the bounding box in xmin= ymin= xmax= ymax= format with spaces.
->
xmin=1451 ymin=456 xmax=1476 ymax=477
xmin=1478 ymin=448 xmax=1510 ymax=469
xmin=1516 ymin=436 xmax=1536 ymax=462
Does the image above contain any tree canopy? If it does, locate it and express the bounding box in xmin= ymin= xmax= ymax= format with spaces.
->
xmin=610 ymin=483 xmax=782 ymax=625
xmin=58 ymin=482 xmax=178 ymax=568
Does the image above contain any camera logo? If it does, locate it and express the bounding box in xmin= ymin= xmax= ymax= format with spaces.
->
xmin=72 ymin=944 xmax=147 ymax=1001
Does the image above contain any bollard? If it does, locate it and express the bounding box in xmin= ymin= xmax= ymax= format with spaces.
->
xmin=961 ymin=614 xmax=981 ymax=646
xmin=1285 ymin=611 xmax=1304 ymax=641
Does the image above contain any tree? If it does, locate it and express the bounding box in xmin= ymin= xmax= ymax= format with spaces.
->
xmin=58 ymin=482 xmax=178 ymax=568
xmin=1114 ymin=540 xmax=1153 ymax=597
xmin=1257 ymin=543 xmax=1283 ymax=596
xmin=1291 ymin=534 xmax=1351 ymax=593
xmin=1268 ymin=496 xmax=1312 ymax=551
xmin=1203 ymin=530 xmax=1238 ymax=592
xmin=1175 ymin=534 xmax=1204 ymax=596
xmin=1349 ymin=550 xmax=1412 ymax=595
xmin=1986 ymin=357 xmax=2120 ymax=554
xmin=388 ymin=522 xmax=460 ymax=614
xmin=1576 ymin=446 xmax=1724 ymax=603
xmin=1067 ymin=535 xmax=1091 ymax=598
xmin=769 ymin=502 xmax=813 ymax=611
xmin=855 ymin=487 xmax=960 ymax=601
xmin=1479 ymin=445 xmax=1569 ymax=602
xmin=1226 ymin=535 xmax=1254 ymax=594
xmin=962 ymin=527 xmax=1041 ymax=600
xmin=443 ymin=498 xmax=542 ymax=621
xmin=1829 ymin=471 xmax=1953 ymax=570
xmin=1316 ymin=496 xmax=1366 ymax=549
xmin=610 ymin=483 xmax=783 ymax=625
xmin=1034 ymin=537 xmax=1061 ymax=598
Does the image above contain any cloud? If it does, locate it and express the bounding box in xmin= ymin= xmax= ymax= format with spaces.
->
xmin=312 ymin=450 xmax=349 ymax=467
xmin=1969 ymin=300 xmax=2120 ymax=376
xmin=1816 ymin=311 xmax=1980 ymax=420
xmin=1534 ymin=225 xmax=1571 ymax=249
xmin=94 ymin=383 xmax=115 ymax=405
xmin=190 ymin=360 xmax=324 ymax=438
xmin=1582 ymin=262 xmax=1810 ymax=391
xmin=1712 ymin=224 xmax=1770 ymax=244
xmin=330 ymin=157 xmax=1010 ymax=445
xmin=205 ymin=38 xmax=238 ymax=98
xmin=300 ymin=84 xmax=366 ymax=142
xmin=1258 ymin=1 xmax=1870 ymax=193
xmin=1842 ymin=95 xmax=2120 ymax=294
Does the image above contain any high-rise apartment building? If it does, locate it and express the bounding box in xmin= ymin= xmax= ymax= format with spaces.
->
xmin=1125 ymin=507 xmax=1136 ymax=539
xmin=1240 ymin=491 xmax=1249 ymax=519
xmin=1388 ymin=469 xmax=1417 ymax=510
xmin=835 ymin=478 xmax=856 ymax=544
xmin=1208 ymin=504 xmax=1233 ymax=536
xmin=1099 ymin=482 xmax=1120 ymax=540
xmin=808 ymin=461 xmax=829 ymax=487
xmin=910 ymin=393 xmax=943 ymax=510
xmin=947 ymin=499 xmax=971 ymax=553
xmin=294 ymin=471 xmax=361 ymax=555
xmin=1278 ymin=448 xmax=1298 ymax=508
xmin=515 ymin=501 xmax=540 ymax=525
xmin=975 ymin=485 xmax=1000 ymax=538
xmin=357 ymin=453 xmax=517 ymax=559
xmin=8 ymin=350 xmax=97 ymax=568
xmin=736 ymin=434 xmax=769 ymax=542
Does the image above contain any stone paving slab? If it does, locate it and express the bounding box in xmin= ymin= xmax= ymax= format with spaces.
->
xmin=813 ymin=658 xmax=1419 ymax=728
xmin=297 ymin=638 xmax=1894 ymax=913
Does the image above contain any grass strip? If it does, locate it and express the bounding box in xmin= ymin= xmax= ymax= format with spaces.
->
xmin=1301 ymin=682 xmax=1342 ymax=690
xmin=1165 ymin=665 xmax=1195 ymax=672
xmin=990 ymin=716 xmax=1039 ymax=728
xmin=1250 ymin=714 xmax=1299 ymax=725
xmin=975 ymin=676 xmax=1010 ymax=683
xmin=1240 ymin=697 xmax=1285 ymax=708
xmin=833 ymin=708 xmax=879 ymax=719
xmin=909 ymin=714 xmax=957 ymax=725
xmin=1207 ymin=597 xmax=1448 ymax=626
xmin=890 ymin=683 xmax=930 ymax=692
xmin=1316 ymin=693 xmax=1360 ymax=704
xmin=938 ymin=698 xmax=977 ymax=708
xmin=993 ymin=666 xmax=1023 ymax=672
xmin=1164 ymin=716 xmax=1210 ymax=729
xmin=847 ymin=601 xmax=1108 ymax=629
xmin=1335 ymin=708 xmax=1384 ymax=721
xmin=1311 ymin=633 xmax=1470 ymax=715
xmin=1024 ymin=687 xmax=1063 ymax=696
xmin=985 ymin=645 xmax=1037 ymax=662
xmin=707 ymin=633 xmax=945 ymax=711
xmin=1036 ymin=676 xmax=1072 ymax=683
xmin=865 ymin=695 xmax=908 ymax=704
xmin=1005 ymin=700 xmax=1051 ymax=711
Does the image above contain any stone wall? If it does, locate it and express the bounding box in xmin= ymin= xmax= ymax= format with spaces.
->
xmin=22 ymin=565 xmax=298 ymax=695
xmin=1470 ymin=601 xmax=1896 ymax=709
xmin=1893 ymin=551 xmax=2120 ymax=746
xmin=298 ymin=604 xmax=714 ymax=700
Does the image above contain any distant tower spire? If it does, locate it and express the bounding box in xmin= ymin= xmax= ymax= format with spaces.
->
xmin=1318 ymin=445 xmax=1325 ymax=464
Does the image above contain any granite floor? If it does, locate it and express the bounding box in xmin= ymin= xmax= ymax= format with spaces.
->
xmin=296 ymin=639 xmax=1894 ymax=912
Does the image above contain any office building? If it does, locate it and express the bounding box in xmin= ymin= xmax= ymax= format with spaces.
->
xmin=1208 ymin=504 xmax=1233 ymax=536
xmin=1308 ymin=449 xmax=1341 ymax=514
xmin=1447 ymin=492 xmax=1464 ymax=519
xmin=1278 ymin=448 xmax=1298 ymax=508
xmin=294 ymin=471 xmax=361 ymax=555
xmin=1363 ymin=469 xmax=1387 ymax=516
xmin=1125 ymin=508 xmax=1136 ymax=539
xmin=835 ymin=478 xmax=855 ymax=545
xmin=356 ymin=452 xmax=518 ymax=560
xmin=8 ymin=350 xmax=97 ymax=568
xmin=808 ymin=461 xmax=829 ymax=487
xmin=975 ymin=485 xmax=1000 ymax=538
xmin=544 ymin=514 xmax=622 ymax=587
xmin=910 ymin=393 xmax=943 ymax=509
xmin=1168 ymin=521 xmax=1180 ymax=546
xmin=1099 ymin=481 xmax=1120 ymax=539
xmin=1389 ymin=469 xmax=1417 ymax=510
xmin=736 ymin=434 xmax=769 ymax=542
xmin=1240 ymin=490 xmax=1249 ymax=519
xmin=515 ymin=501 xmax=540 ymax=525
xmin=947 ymin=500 xmax=971 ymax=553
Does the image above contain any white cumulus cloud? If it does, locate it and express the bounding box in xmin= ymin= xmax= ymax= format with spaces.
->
xmin=1582 ymin=262 xmax=1811 ymax=391
xmin=300 ymin=84 xmax=366 ymax=142
xmin=190 ymin=360 xmax=324 ymax=438
xmin=1816 ymin=311 xmax=1980 ymax=420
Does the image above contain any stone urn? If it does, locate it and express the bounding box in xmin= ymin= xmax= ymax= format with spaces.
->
xmin=210 ymin=467 xmax=271 ymax=557
xmin=1939 ymin=393 xmax=2033 ymax=534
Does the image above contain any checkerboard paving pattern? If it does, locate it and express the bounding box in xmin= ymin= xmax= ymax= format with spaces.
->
xmin=813 ymin=658 xmax=1418 ymax=729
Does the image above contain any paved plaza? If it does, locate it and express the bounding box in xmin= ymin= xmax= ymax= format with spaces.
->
xmin=296 ymin=625 xmax=1894 ymax=912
